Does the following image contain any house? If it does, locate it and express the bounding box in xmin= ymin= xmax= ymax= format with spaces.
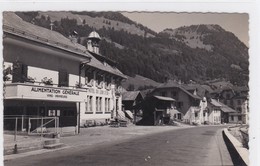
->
xmin=210 ymin=86 xmax=249 ymax=124
xmin=137 ymin=95 xmax=175 ymax=126
xmin=3 ymin=12 xmax=126 ymax=134
xmin=122 ymin=91 xmax=144 ymax=123
xmin=206 ymin=99 xmax=222 ymax=125
xmin=151 ymin=82 xmax=208 ymax=125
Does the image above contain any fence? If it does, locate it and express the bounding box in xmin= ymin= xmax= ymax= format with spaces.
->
xmin=4 ymin=115 xmax=59 ymax=141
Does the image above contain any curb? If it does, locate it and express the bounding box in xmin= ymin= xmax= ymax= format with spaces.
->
xmin=223 ymin=128 xmax=249 ymax=166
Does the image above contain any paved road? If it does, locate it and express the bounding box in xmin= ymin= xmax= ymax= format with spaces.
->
xmin=5 ymin=126 xmax=233 ymax=166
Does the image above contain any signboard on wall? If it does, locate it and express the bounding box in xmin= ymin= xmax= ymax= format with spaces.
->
xmin=5 ymin=84 xmax=88 ymax=102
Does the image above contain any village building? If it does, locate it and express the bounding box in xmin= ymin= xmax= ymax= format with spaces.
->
xmin=3 ymin=12 xmax=126 ymax=134
xmin=150 ymin=82 xmax=208 ymax=125
xmin=210 ymin=86 xmax=249 ymax=124
xmin=136 ymin=95 xmax=175 ymax=126
xmin=122 ymin=91 xmax=144 ymax=123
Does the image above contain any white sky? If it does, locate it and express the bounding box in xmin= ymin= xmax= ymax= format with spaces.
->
xmin=122 ymin=12 xmax=249 ymax=47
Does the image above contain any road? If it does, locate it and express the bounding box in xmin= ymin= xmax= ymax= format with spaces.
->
xmin=5 ymin=126 xmax=233 ymax=166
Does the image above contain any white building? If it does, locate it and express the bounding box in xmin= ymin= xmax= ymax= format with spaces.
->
xmin=3 ymin=12 xmax=126 ymax=134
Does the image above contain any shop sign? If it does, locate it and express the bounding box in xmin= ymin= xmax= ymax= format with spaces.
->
xmin=13 ymin=85 xmax=87 ymax=101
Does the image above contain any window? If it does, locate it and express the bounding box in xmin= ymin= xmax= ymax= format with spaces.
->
xmin=226 ymin=93 xmax=231 ymax=99
xmin=195 ymin=112 xmax=198 ymax=117
xmin=85 ymin=96 xmax=93 ymax=113
xmin=12 ymin=62 xmax=27 ymax=83
xmin=58 ymin=70 xmax=68 ymax=87
xmin=237 ymin=107 xmax=242 ymax=113
xmin=238 ymin=115 xmax=242 ymax=121
xmin=99 ymin=97 xmax=102 ymax=112
xmin=177 ymin=102 xmax=183 ymax=108
xmin=96 ymin=97 xmax=102 ymax=113
xmin=231 ymin=115 xmax=234 ymax=121
xmin=85 ymin=70 xmax=94 ymax=83
xmin=237 ymin=100 xmax=241 ymax=105
xmin=96 ymin=73 xmax=103 ymax=84
xmin=171 ymin=91 xmax=177 ymax=97
xmin=161 ymin=91 xmax=166 ymax=97
xmin=230 ymin=100 xmax=233 ymax=106
xmin=89 ymin=96 xmax=92 ymax=112
xmin=105 ymin=75 xmax=111 ymax=84
xmin=108 ymin=98 xmax=110 ymax=112
xmin=105 ymin=98 xmax=108 ymax=112
xmin=96 ymin=97 xmax=99 ymax=112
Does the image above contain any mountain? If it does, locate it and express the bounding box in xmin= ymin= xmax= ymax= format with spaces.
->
xmin=15 ymin=12 xmax=249 ymax=86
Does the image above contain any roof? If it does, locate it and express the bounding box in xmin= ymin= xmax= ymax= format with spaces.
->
xmin=87 ymin=53 xmax=126 ymax=78
xmin=155 ymin=82 xmax=201 ymax=100
xmin=220 ymin=106 xmax=237 ymax=113
xmin=218 ymin=101 xmax=236 ymax=113
xmin=210 ymin=99 xmax=222 ymax=107
xmin=3 ymin=12 xmax=89 ymax=58
xmin=155 ymin=82 xmax=202 ymax=100
xmin=122 ymin=91 xmax=143 ymax=101
xmin=153 ymin=95 xmax=175 ymax=101
xmin=88 ymin=31 xmax=101 ymax=40
xmin=209 ymin=99 xmax=236 ymax=113
xmin=3 ymin=12 xmax=126 ymax=79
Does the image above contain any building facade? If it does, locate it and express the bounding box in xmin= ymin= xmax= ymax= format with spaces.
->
xmin=3 ymin=12 xmax=126 ymax=134
xmin=151 ymin=83 xmax=208 ymax=125
xmin=211 ymin=87 xmax=249 ymax=124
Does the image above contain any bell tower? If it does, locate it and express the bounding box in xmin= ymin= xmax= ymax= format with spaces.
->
xmin=87 ymin=31 xmax=101 ymax=54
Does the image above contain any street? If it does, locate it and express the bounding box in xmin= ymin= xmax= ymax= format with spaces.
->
xmin=5 ymin=126 xmax=233 ymax=166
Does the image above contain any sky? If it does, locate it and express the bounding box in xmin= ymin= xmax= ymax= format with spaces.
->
xmin=122 ymin=12 xmax=249 ymax=47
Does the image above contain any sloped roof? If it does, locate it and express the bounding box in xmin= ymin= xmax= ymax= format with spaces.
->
xmin=210 ymin=99 xmax=222 ymax=107
xmin=3 ymin=12 xmax=126 ymax=79
xmin=155 ymin=82 xmax=202 ymax=100
xmin=216 ymin=100 xmax=236 ymax=113
xmin=3 ymin=12 xmax=88 ymax=57
xmin=122 ymin=91 xmax=142 ymax=101
xmin=209 ymin=99 xmax=236 ymax=113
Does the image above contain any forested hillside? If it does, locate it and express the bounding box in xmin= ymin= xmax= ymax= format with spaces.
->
xmin=15 ymin=11 xmax=249 ymax=86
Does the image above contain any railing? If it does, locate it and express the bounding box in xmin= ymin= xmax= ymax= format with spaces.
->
xmin=4 ymin=115 xmax=59 ymax=141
